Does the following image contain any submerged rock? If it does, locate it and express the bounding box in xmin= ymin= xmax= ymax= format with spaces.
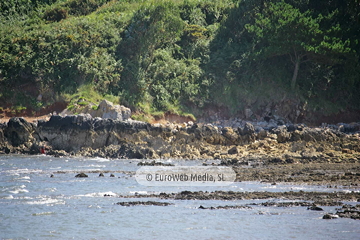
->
xmin=137 ymin=161 xmax=174 ymax=166
xmin=116 ymin=201 xmax=173 ymax=207
xmin=307 ymin=206 xmax=324 ymax=211
xmin=199 ymin=205 xmax=251 ymax=210
xmin=75 ymin=173 xmax=88 ymax=178
xmin=323 ymin=214 xmax=340 ymax=219
xmin=336 ymin=205 xmax=360 ymax=220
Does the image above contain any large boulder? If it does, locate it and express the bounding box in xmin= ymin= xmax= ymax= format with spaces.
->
xmin=91 ymin=100 xmax=131 ymax=121
xmin=36 ymin=114 xmax=150 ymax=152
xmin=238 ymin=122 xmax=256 ymax=144
xmin=272 ymin=125 xmax=291 ymax=143
xmin=4 ymin=117 xmax=36 ymax=147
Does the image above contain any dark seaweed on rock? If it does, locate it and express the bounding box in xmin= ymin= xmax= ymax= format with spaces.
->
xmin=115 ymin=201 xmax=173 ymax=207
xmin=118 ymin=190 xmax=360 ymax=202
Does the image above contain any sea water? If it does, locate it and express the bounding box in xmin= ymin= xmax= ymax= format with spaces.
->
xmin=0 ymin=154 xmax=359 ymax=239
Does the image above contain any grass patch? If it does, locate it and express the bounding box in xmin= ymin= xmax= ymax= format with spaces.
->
xmin=63 ymin=83 xmax=120 ymax=114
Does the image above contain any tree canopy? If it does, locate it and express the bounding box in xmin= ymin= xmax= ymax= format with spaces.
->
xmin=0 ymin=0 xmax=359 ymax=120
xmin=245 ymin=0 xmax=352 ymax=89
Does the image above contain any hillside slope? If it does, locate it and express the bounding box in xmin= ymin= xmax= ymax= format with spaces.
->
xmin=1 ymin=0 xmax=359 ymax=124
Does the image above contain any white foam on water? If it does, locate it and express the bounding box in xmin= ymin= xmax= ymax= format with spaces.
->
xmin=0 ymin=195 xmax=33 ymax=200
xmin=45 ymin=188 xmax=57 ymax=192
xmin=6 ymin=168 xmax=42 ymax=175
xmin=341 ymin=189 xmax=359 ymax=193
xmin=27 ymin=197 xmax=65 ymax=205
xmin=13 ymin=196 xmax=33 ymax=200
xmin=229 ymin=185 xmax=244 ymax=190
xmin=19 ymin=176 xmax=31 ymax=180
xmin=75 ymin=191 xmax=117 ymax=197
xmin=261 ymin=185 xmax=277 ymax=189
xmin=32 ymin=212 xmax=55 ymax=216
xmin=73 ymin=168 xmax=102 ymax=172
xmin=9 ymin=189 xmax=29 ymax=194
xmin=50 ymin=167 xmax=62 ymax=170
xmin=3 ymin=195 xmax=14 ymax=199
xmin=79 ymin=164 xmax=106 ymax=168
xmin=9 ymin=185 xmax=29 ymax=194
xmin=18 ymin=180 xmax=31 ymax=183
xmin=87 ymin=157 xmax=110 ymax=162
xmin=129 ymin=191 xmax=150 ymax=195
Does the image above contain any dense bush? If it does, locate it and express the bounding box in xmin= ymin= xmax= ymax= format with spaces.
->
xmin=0 ymin=0 xmax=359 ymax=118
xmin=206 ymin=0 xmax=360 ymax=114
xmin=43 ymin=7 xmax=68 ymax=22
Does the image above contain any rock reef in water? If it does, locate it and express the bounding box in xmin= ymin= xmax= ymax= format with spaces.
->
xmin=115 ymin=201 xmax=173 ymax=207
xmin=75 ymin=173 xmax=88 ymax=178
xmin=0 ymin=115 xmax=359 ymax=164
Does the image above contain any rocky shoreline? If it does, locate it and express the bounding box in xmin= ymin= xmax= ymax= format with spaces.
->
xmin=1 ymin=114 xmax=359 ymax=188
xmin=1 ymin=114 xmax=359 ymax=161
xmin=1 ymin=115 xmax=359 ymax=221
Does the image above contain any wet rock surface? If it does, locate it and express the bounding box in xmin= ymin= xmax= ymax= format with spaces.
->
xmin=231 ymin=163 xmax=360 ymax=186
xmin=0 ymin=115 xmax=359 ymax=164
xmin=117 ymin=190 xmax=360 ymax=219
xmin=199 ymin=205 xmax=252 ymax=210
xmin=75 ymin=173 xmax=88 ymax=178
xmin=1 ymin=115 xmax=359 ymax=187
xmin=198 ymin=201 xmax=343 ymax=210
xmin=137 ymin=160 xmax=174 ymax=166
xmin=323 ymin=213 xmax=340 ymax=219
xmin=115 ymin=201 xmax=173 ymax=207
xmin=335 ymin=205 xmax=360 ymax=220
xmin=1 ymin=115 xmax=360 ymax=221
xmin=119 ymin=190 xmax=360 ymax=202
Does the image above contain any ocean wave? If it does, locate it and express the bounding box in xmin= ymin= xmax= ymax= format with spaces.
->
xmin=27 ymin=197 xmax=65 ymax=205
xmin=78 ymin=164 xmax=106 ymax=168
xmin=45 ymin=188 xmax=57 ymax=192
xmin=6 ymin=168 xmax=43 ymax=175
xmin=3 ymin=195 xmax=14 ymax=199
xmin=87 ymin=157 xmax=110 ymax=162
xmin=50 ymin=167 xmax=62 ymax=170
xmin=75 ymin=191 xmax=117 ymax=197
xmin=8 ymin=185 xmax=29 ymax=194
xmin=32 ymin=212 xmax=55 ymax=216
xmin=18 ymin=176 xmax=31 ymax=180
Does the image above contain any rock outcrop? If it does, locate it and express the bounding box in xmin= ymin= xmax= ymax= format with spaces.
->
xmin=4 ymin=117 xmax=36 ymax=147
xmin=0 ymin=115 xmax=359 ymax=163
xmin=88 ymin=100 xmax=131 ymax=121
xmin=63 ymin=99 xmax=131 ymax=121
xmin=75 ymin=173 xmax=88 ymax=178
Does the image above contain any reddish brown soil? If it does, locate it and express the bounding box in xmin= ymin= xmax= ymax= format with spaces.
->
xmin=0 ymin=101 xmax=67 ymax=124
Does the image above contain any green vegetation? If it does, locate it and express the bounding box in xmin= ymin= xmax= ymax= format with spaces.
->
xmin=63 ymin=83 xmax=119 ymax=113
xmin=1 ymin=0 xmax=359 ymax=121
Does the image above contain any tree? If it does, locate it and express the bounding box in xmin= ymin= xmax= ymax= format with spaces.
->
xmin=117 ymin=1 xmax=185 ymax=106
xmin=245 ymin=0 xmax=352 ymax=90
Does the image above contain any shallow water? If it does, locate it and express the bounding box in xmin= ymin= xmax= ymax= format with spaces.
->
xmin=0 ymin=154 xmax=359 ymax=239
